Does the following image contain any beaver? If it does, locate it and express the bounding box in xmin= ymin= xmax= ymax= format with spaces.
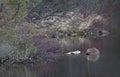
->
xmin=86 ymin=48 xmax=100 ymax=62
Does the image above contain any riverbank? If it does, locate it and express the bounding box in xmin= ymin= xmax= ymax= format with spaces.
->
xmin=0 ymin=0 xmax=115 ymax=65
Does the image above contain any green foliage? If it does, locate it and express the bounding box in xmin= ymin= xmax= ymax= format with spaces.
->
xmin=28 ymin=44 xmax=37 ymax=53
xmin=93 ymin=2 xmax=100 ymax=11
xmin=7 ymin=0 xmax=42 ymax=5
xmin=1 ymin=0 xmax=42 ymax=27
xmin=7 ymin=0 xmax=29 ymax=5
xmin=0 ymin=28 xmax=6 ymax=36
xmin=0 ymin=0 xmax=28 ymax=27
xmin=0 ymin=0 xmax=42 ymax=61
xmin=33 ymin=0 xmax=42 ymax=3
xmin=0 ymin=22 xmax=38 ymax=60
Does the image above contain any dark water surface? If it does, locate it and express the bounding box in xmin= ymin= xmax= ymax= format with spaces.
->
xmin=0 ymin=35 xmax=120 ymax=77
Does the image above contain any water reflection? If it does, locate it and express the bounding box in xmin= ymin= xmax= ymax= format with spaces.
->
xmin=0 ymin=36 xmax=120 ymax=77
xmin=58 ymin=37 xmax=93 ymax=53
xmin=0 ymin=65 xmax=37 ymax=77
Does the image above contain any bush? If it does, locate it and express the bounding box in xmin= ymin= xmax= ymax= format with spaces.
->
xmin=0 ymin=22 xmax=38 ymax=60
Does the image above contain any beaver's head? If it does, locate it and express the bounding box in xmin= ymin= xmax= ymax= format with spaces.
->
xmin=86 ymin=48 xmax=100 ymax=62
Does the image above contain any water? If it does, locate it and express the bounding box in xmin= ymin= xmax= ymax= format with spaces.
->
xmin=0 ymin=35 xmax=120 ymax=77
